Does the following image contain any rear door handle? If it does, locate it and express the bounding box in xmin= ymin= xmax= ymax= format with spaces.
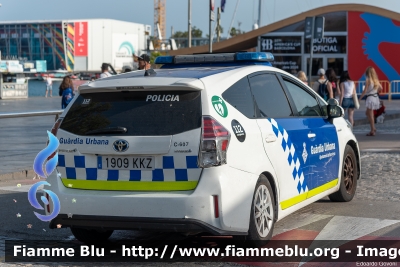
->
xmin=308 ymin=133 xmax=316 ymax=138
xmin=265 ymin=134 xmax=277 ymax=143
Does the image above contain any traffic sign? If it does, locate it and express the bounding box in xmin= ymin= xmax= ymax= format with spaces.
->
xmin=304 ymin=16 xmax=325 ymax=39
xmin=211 ymin=10 xmax=215 ymax=21
xmin=314 ymin=16 xmax=325 ymax=39
xmin=305 ymin=17 xmax=313 ymax=39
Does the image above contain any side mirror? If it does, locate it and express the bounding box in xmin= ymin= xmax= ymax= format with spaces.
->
xmin=327 ymin=98 xmax=344 ymax=118
xmin=327 ymin=98 xmax=339 ymax=106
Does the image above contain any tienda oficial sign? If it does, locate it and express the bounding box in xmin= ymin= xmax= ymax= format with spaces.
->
xmin=75 ymin=22 xmax=88 ymax=57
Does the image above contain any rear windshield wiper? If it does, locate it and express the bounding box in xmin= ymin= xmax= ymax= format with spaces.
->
xmin=85 ymin=127 xmax=127 ymax=135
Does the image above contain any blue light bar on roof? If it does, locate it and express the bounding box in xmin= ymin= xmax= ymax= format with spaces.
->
xmin=154 ymin=52 xmax=274 ymax=65
xmin=154 ymin=56 xmax=174 ymax=64
xmin=235 ymin=52 xmax=274 ymax=61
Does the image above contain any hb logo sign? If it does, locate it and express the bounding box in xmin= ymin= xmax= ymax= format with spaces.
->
xmin=261 ymin=38 xmax=273 ymax=51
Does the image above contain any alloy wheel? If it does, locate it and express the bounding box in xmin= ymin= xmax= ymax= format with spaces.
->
xmin=253 ymin=184 xmax=274 ymax=238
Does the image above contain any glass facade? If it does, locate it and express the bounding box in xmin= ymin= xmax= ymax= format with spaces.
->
xmin=0 ymin=23 xmax=66 ymax=71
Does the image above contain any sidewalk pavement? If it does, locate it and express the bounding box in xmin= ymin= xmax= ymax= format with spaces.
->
xmin=0 ymin=97 xmax=399 ymax=180
xmin=352 ymin=99 xmax=400 ymax=126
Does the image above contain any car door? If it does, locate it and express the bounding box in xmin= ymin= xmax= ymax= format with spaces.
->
xmin=279 ymin=75 xmax=340 ymax=194
xmin=248 ymin=72 xmax=311 ymax=209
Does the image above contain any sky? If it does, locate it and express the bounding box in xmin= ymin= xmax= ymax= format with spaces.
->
xmin=0 ymin=0 xmax=262 ymax=38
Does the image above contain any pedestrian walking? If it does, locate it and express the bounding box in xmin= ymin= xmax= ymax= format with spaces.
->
xmin=100 ymin=63 xmax=112 ymax=78
xmin=60 ymin=76 xmax=74 ymax=109
xmin=45 ymin=75 xmax=53 ymax=98
xmin=339 ymin=71 xmax=356 ymax=126
xmin=326 ymin=68 xmax=340 ymax=102
xmin=297 ymin=71 xmax=308 ymax=85
xmin=138 ymin=54 xmax=151 ymax=70
xmin=312 ymin=68 xmax=333 ymax=101
xmin=359 ymin=66 xmax=382 ymax=136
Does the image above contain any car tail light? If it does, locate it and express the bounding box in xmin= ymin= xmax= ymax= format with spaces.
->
xmin=198 ymin=116 xmax=230 ymax=168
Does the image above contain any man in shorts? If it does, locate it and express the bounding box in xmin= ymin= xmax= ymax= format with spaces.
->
xmin=45 ymin=75 xmax=52 ymax=98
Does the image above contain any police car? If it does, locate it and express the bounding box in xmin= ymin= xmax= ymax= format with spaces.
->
xmin=45 ymin=52 xmax=360 ymax=242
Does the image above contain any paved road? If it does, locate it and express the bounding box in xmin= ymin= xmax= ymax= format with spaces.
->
xmin=1 ymin=151 xmax=400 ymax=266
xmin=354 ymin=118 xmax=400 ymax=152
xmin=0 ymin=98 xmax=60 ymax=176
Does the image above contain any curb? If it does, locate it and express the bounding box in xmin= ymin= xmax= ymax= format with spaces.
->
xmin=353 ymin=113 xmax=400 ymax=126
xmin=0 ymin=170 xmax=37 ymax=182
xmin=361 ymin=149 xmax=400 ymax=153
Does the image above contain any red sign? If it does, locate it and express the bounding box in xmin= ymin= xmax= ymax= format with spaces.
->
xmin=75 ymin=22 xmax=88 ymax=57
xmin=210 ymin=0 xmax=215 ymax=11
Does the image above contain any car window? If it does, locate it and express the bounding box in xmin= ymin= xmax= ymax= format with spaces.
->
xmin=248 ymin=73 xmax=292 ymax=118
xmin=283 ymin=79 xmax=323 ymax=117
xmin=60 ymin=91 xmax=202 ymax=136
xmin=222 ymin=76 xmax=255 ymax=118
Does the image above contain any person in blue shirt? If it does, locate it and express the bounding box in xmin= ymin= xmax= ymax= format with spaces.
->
xmin=60 ymin=76 xmax=74 ymax=109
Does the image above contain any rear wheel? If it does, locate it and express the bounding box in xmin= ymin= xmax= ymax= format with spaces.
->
xmin=244 ymin=175 xmax=276 ymax=243
xmin=71 ymin=227 xmax=114 ymax=242
xmin=329 ymin=145 xmax=358 ymax=202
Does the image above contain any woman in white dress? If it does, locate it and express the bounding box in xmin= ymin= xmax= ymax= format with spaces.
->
xmin=359 ymin=67 xmax=382 ymax=136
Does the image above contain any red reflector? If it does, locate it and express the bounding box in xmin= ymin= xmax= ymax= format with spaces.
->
xmin=46 ymin=193 xmax=50 ymax=213
xmin=213 ymin=195 xmax=219 ymax=218
xmin=221 ymin=140 xmax=228 ymax=151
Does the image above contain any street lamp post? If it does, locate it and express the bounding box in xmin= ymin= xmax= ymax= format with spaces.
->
xmin=188 ymin=0 xmax=191 ymax=48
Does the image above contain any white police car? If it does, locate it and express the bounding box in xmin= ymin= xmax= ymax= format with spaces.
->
xmin=45 ymin=52 xmax=360 ymax=242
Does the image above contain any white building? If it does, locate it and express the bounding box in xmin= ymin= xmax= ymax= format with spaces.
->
xmin=0 ymin=19 xmax=151 ymax=71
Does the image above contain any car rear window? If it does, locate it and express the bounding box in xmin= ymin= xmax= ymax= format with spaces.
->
xmin=60 ymin=90 xmax=202 ymax=136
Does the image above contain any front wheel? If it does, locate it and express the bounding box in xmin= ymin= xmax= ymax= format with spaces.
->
xmin=329 ymin=145 xmax=358 ymax=202
xmin=71 ymin=227 xmax=114 ymax=242
xmin=244 ymin=175 xmax=276 ymax=243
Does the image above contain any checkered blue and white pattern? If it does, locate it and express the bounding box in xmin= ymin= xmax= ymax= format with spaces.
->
xmin=57 ymin=154 xmax=201 ymax=182
xmin=268 ymin=118 xmax=308 ymax=194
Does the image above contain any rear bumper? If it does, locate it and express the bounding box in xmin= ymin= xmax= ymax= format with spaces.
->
xmin=49 ymin=214 xmax=246 ymax=236
xmin=45 ymin=165 xmax=259 ymax=233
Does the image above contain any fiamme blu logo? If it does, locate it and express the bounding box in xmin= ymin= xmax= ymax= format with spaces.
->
xmin=28 ymin=131 xmax=61 ymax=222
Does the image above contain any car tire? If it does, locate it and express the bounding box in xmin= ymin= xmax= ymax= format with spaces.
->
xmin=329 ymin=145 xmax=358 ymax=202
xmin=71 ymin=227 xmax=114 ymax=242
xmin=243 ymin=174 xmax=276 ymax=243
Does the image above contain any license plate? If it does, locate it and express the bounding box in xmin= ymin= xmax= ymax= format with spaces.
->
xmin=98 ymin=156 xmax=154 ymax=170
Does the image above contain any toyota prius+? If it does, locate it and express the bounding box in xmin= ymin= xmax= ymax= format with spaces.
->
xmin=44 ymin=52 xmax=360 ymax=243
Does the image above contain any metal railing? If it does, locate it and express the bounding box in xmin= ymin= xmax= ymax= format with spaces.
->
xmin=0 ymin=110 xmax=63 ymax=120
xmin=390 ymin=80 xmax=400 ymax=100
xmin=309 ymin=79 xmax=399 ymax=101
xmin=354 ymin=81 xmax=366 ymax=95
